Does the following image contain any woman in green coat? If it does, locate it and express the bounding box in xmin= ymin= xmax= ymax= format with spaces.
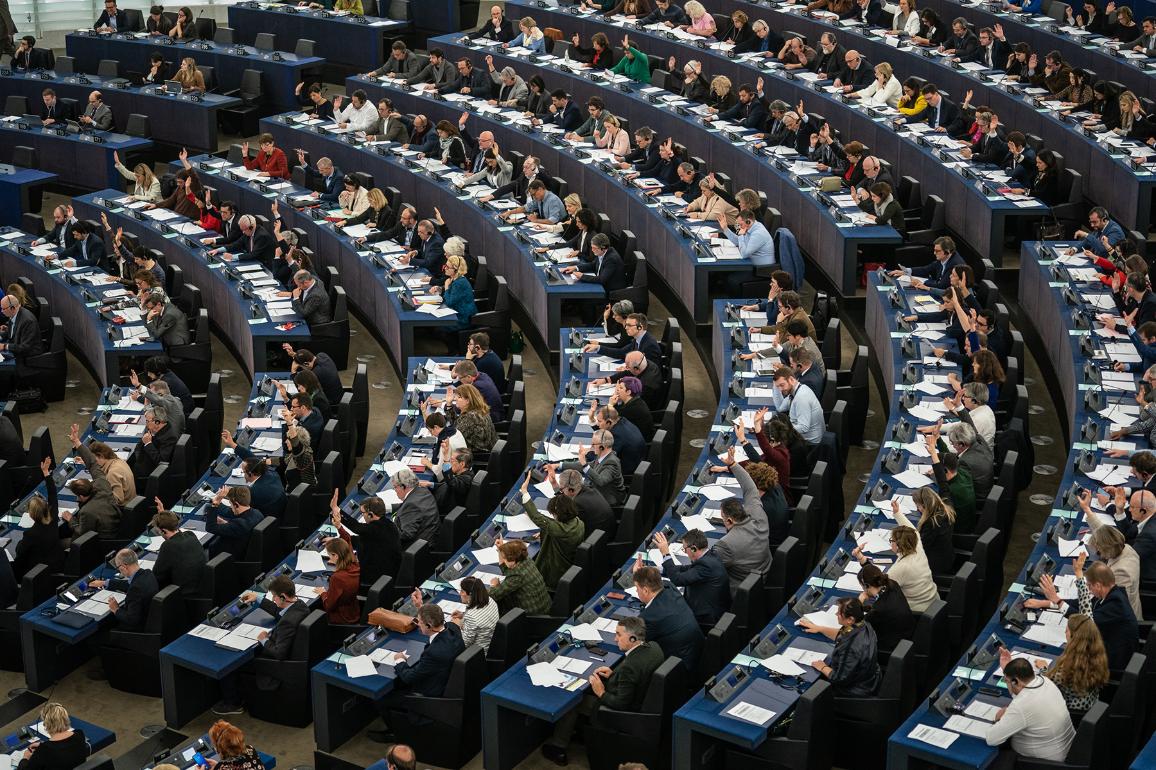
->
xmin=611 ymin=34 xmax=651 ymax=84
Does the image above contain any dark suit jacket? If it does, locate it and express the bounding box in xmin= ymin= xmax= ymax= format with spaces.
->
xmin=641 ymin=586 xmax=704 ymax=670
xmin=341 ymin=516 xmax=401 ymax=585
xmin=311 ymin=167 xmax=344 ymax=206
xmin=236 ymin=228 xmax=276 ymax=268
xmin=40 ymin=99 xmax=74 ymax=123
xmin=218 ymin=215 xmax=246 ymax=251
xmin=446 ymin=67 xmax=491 ymax=97
xmin=1088 ymin=586 xmax=1138 ymax=670
xmin=909 ymin=97 xmax=966 ymax=136
xmin=232 ymin=447 xmax=287 ymax=518
xmin=395 ymin=486 xmax=439 ymax=546
xmin=576 ymin=248 xmax=627 ymax=293
xmin=60 ymin=235 xmax=108 ymax=271
xmin=474 ymin=350 xmax=506 ymax=394
xmin=394 ymin=622 xmax=465 ymax=696
xmin=111 ymin=569 xmax=159 ymax=630
xmin=411 ymin=232 xmax=446 ymax=275
xmin=153 ymin=529 xmax=207 ymax=594
xmin=1005 ymin=148 xmax=1037 ymax=186
xmin=609 ymin=418 xmax=646 ymax=476
xmin=601 ymin=331 xmax=663 ymax=365
xmin=1117 ymin=517 xmax=1156 ymax=582
xmin=965 ymin=39 xmax=1010 ymax=68
xmin=836 ymin=61 xmax=874 ymax=89
xmin=718 ymin=98 xmax=767 ymax=129
xmin=5 ymin=307 xmax=42 ymax=359
xmin=575 ymin=487 xmax=616 ymax=535
xmin=95 ymin=8 xmax=129 ymax=30
xmin=1135 ymin=293 xmax=1156 ymax=327
xmin=14 ymin=47 xmax=51 ymax=71
xmin=162 ymin=371 xmax=194 ymax=415
xmin=911 ymin=252 xmax=965 ymax=291
xmin=133 ymin=423 xmax=177 ymax=478
xmin=297 ymin=408 xmax=324 ymax=449
xmin=944 ymin=31 xmax=979 ymax=59
xmin=146 ymin=302 xmax=190 ymax=347
xmin=43 ymin=218 xmax=77 ymax=249
xmin=660 ymin=552 xmax=730 ymax=625
xmin=617 ymin=396 xmax=654 ymax=440
xmin=797 ymin=364 xmax=825 ymax=399
xmin=551 ymin=101 xmax=582 ymax=132
xmin=258 ymin=599 xmax=310 ymax=660
xmin=970 ymin=129 xmax=1010 ymax=166
xmin=291 ymin=282 xmax=333 ymax=326
xmin=309 ymin=353 xmax=343 ymax=405
xmin=599 ymin=641 xmax=665 ymax=710
xmin=205 ymin=505 xmax=263 ymax=557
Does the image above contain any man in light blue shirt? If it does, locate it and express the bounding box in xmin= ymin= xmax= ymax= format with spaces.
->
xmin=720 ymin=210 xmax=776 ymax=294
xmin=770 ymin=365 xmax=824 ymax=445
xmin=525 ymin=179 xmax=566 ymax=224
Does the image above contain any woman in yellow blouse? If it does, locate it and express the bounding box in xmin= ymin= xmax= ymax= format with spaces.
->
xmin=896 ymin=77 xmax=926 ymax=116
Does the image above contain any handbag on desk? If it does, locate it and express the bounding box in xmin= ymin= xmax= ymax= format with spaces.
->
xmin=367 ymin=608 xmax=419 ymax=633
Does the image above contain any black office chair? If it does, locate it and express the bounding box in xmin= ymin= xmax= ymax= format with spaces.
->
xmin=96 ymin=585 xmax=187 ymax=696
xmin=220 ymin=69 xmax=265 ymax=137
xmin=0 ymin=564 xmax=52 ymax=671
xmin=724 ymin=680 xmax=833 ymax=770
xmin=123 ymin=8 xmax=144 ymax=31
xmin=199 ymin=65 xmax=216 ymax=93
xmin=584 ymin=655 xmax=688 ymax=770
xmin=829 ymin=641 xmax=917 ymax=770
xmin=4 ymin=95 xmax=29 ymax=117
xmin=193 ymin=17 xmax=215 ymax=41
xmin=25 ymin=317 xmax=66 ymax=402
xmin=254 ymin=32 xmax=276 ymax=51
xmin=213 ymin=27 xmax=235 ymax=45
xmin=244 ymin=609 xmax=329 ymax=726
xmin=97 ymin=59 xmax=121 ymax=79
xmin=54 ymin=56 xmax=75 ymax=75
xmin=295 ymin=39 xmax=317 ymax=58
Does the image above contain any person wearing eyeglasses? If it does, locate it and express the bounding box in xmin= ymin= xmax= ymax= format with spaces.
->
xmin=1081 ymin=492 xmax=1144 ymax=618
xmin=798 ymin=597 xmax=881 ymax=695
xmin=852 ymin=514 xmax=937 ymax=612
xmin=595 ymin=350 xmax=662 ymax=410
xmin=770 ymin=365 xmax=824 ymax=446
xmin=588 ymin=404 xmax=644 ymax=475
xmin=559 ymin=429 xmax=626 ymax=506
xmin=0 ymin=293 xmax=42 ymax=393
xmin=582 ymin=312 xmax=663 ymax=363
xmin=1092 ymin=488 xmax=1156 ymax=584
xmin=133 ymin=406 xmax=177 ymax=479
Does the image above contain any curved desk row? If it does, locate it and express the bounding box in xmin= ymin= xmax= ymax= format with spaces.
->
xmin=226 ymin=3 xmax=409 ymax=72
xmin=19 ymin=373 xmax=292 ymax=691
xmin=670 ymin=287 xmax=976 ymax=768
xmin=0 ymin=229 xmax=164 ymax=386
xmin=0 ymin=71 xmax=242 ymax=152
xmin=0 ymin=166 xmax=56 ymax=228
xmin=0 ymin=120 xmax=151 ymax=191
xmin=64 ymin=32 xmax=324 ymax=113
xmin=504 ymin=0 xmax=1153 ymax=239
xmin=888 ymin=244 xmax=1139 ymax=768
xmin=72 ymin=192 xmax=311 ymax=382
xmin=182 ymin=154 xmax=463 ymax=375
xmin=436 ymin=36 xmax=900 ymax=298
xmin=259 ymin=115 xmax=604 ymax=359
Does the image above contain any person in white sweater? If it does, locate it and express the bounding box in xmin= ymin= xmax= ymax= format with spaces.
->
xmin=851 ymin=62 xmax=903 ymax=108
xmin=853 ymin=509 xmax=938 ymax=612
xmin=985 ymin=657 xmax=1076 ymax=761
xmin=942 ymin=382 xmax=996 ymax=448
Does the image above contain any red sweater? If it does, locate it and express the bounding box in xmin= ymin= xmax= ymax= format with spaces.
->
xmin=321 ymin=564 xmax=361 ymax=624
xmin=244 ymin=148 xmax=290 ymax=180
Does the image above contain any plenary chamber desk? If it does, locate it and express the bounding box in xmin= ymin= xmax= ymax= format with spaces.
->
xmin=502 ymin=0 xmax=1154 ymax=241
xmin=0 ymin=166 xmax=56 ymax=227
xmin=182 ymin=154 xmax=466 ymax=373
xmin=227 ymin=2 xmax=409 ymax=72
xmin=0 ymin=228 xmax=164 ymax=385
xmin=437 ymin=36 xmax=901 ymax=298
xmin=64 ymin=32 xmax=324 ymax=113
xmin=72 ymin=192 xmax=311 ymax=380
xmin=887 ymin=243 xmax=1143 ymax=768
xmin=0 ymin=71 xmax=241 ymax=152
xmin=0 ymin=117 xmax=151 ymax=191
xmin=259 ymin=115 xmax=604 ymax=360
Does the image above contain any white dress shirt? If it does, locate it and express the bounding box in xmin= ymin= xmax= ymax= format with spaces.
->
xmin=335 ymin=100 xmax=379 ymax=133
xmin=984 ymin=676 xmax=1076 ymax=760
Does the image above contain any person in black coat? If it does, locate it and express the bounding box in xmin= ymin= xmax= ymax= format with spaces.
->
xmin=213 ymin=576 xmax=311 ymax=714
xmin=368 ymin=604 xmax=466 ymax=743
xmin=144 ymin=356 xmax=193 ymax=415
xmin=225 ymin=441 xmax=287 ymax=518
xmin=331 ymin=494 xmax=400 ymax=586
xmin=1028 ymin=149 xmax=1062 ymax=206
xmin=94 ymin=0 xmax=129 ymax=31
xmin=612 ymin=377 xmax=655 ymax=440
xmin=857 ymin=564 xmax=915 ymax=654
xmin=940 ymin=18 xmax=979 ymax=59
xmin=563 ymin=235 xmax=627 ymax=294
xmin=905 ymin=491 xmax=955 ymax=577
xmin=1003 ymin=132 xmax=1037 ymax=187
xmin=284 ymin=393 xmax=324 ymax=450
xmin=591 ymin=404 xmax=645 ymax=476
xmin=479 ymin=5 xmax=516 ymax=42
xmin=1031 ymin=559 xmax=1137 ymax=671
xmin=466 ymin=333 xmax=506 ymax=394
xmin=58 ymin=222 xmax=108 ymax=271
xmin=204 ymin=486 xmax=264 ymax=558
xmin=426 ymin=444 xmax=474 ymax=514
xmin=654 ymin=529 xmax=730 ymax=626
xmin=553 ymin=468 xmax=616 ymax=535
xmin=150 ymin=510 xmax=206 ymax=595
xmin=15 ymin=704 xmax=89 ymax=770
xmin=406 ymin=222 xmax=446 ymax=276
xmin=544 ymin=91 xmax=582 ymax=132
xmin=39 ymin=89 xmax=74 ymax=125
xmin=778 ymin=110 xmax=817 ymax=155
xmin=132 ymin=406 xmax=177 ymax=480
xmin=286 ymin=345 xmax=343 ymax=406
xmin=717 ymin=85 xmax=767 ymax=129
xmin=906 ymin=84 xmax=966 ymax=136
xmin=14 ymin=461 xmax=66 ymax=579
xmin=586 ymin=313 xmax=664 ymax=363
xmin=633 ymin=566 xmax=704 ymax=671
xmin=13 ymin=36 xmax=51 ymax=71
xmin=90 ymin=548 xmax=159 ymax=630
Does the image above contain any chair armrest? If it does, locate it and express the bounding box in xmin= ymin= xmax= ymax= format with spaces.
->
xmin=396 ymin=694 xmax=463 ymax=722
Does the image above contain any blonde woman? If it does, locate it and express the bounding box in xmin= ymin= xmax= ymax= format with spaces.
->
xmin=682 ymin=0 xmax=717 ymax=36
xmin=708 ymin=75 xmax=736 ymax=112
xmin=437 ymin=254 xmax=477 ymax=330
xmin=451 ymin=383 xmax=496 ymax=452
xmin=173 ymin=57 xmax=205 ymax=93
xmin=506 ymin=17 xmax=546 ymax=53
xmin=855 ymin=508 xmax=937 ymax=612
xmin=339 ymin=186 xmax=392 ymax=233
xmin=686 ymin=179 xmax=739 ymax=226
xmin=112 ymin=150 xmax=161 ymax=202
xmin=534 ymin=193 xmax=583 ymax=237
xmin=16 ymin=702 xmax=87 ymax=770
xmin=853 ymin=62 xmax=902 ymax=107
xmin=594 ymin=115 xmax=631 ymax=156
xmin=908 ymin=488 xmax=955 ymax=575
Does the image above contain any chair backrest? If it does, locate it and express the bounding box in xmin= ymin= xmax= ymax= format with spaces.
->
xmin=243 ymin=515 xmax=280 ymax=569
xmin=54 ymin=56 xmax=75 ymax=75
xmin=254 ymin=32 xmax=276 ymax=51
xmin=639 ymin=654 xmax=688 ymax=717
xmin=97 ymin=59 xmax=120 ymax=79
xmin=213 ymin=27 xmax=235 ymax=45
xmin=295 ymin=39 xmax=316 ymax=58
xmin=291 ymin=609 xmax=329 ymax=663
xmin=1065 ymin=701 xmax=1109 ymax=765
xmin=487 ymin=608 xmax=526 ymax=671
xmin=240 ymin=69 xmax=263 ymax=100
xmin=444 ymin=643 xmax=487 ymax=700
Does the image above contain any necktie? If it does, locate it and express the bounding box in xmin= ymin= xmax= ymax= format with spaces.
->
xmin=81 ymin=240 xmax=87 ymax=262
xmin=933 ymin=104 xmax=940 ymax=128
xmin=985 ymin=46 xmax=992 ymax=68
xmin=250 ymin=235 xmax=254 ymax=253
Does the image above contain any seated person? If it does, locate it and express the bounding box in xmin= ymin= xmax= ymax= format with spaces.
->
xmin=204 ymin=486 xmax=264 ymax=558
xmin=88 ymin=548 xmax=159 ymax=632
xmin=984 ymin=657 xmax=1076 ymax=761
xmin=798 ymin=597 xmax=881 ymax=695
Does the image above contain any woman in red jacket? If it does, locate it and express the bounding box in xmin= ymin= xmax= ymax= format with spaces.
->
xmin=320 ymin=537 xmax=361 ymax=624
xmin=241 ymin=133 xmax=290 ymax=180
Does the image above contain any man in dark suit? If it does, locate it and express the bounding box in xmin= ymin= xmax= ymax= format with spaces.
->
xmin=13 ymin=36 xmax=50 ymax=71
xmin=39 ymin=88 xmax=73 ymax=125
xmin=212 ymin=575 xmax=311 ymax=715
xmin=390 ymin=467 xmax=440 ymax=546
xmin=369 ymin=603 xmax=466 ymax=742
xmin=792 ymin=346 xmax=825 ymax=399
xmin=961 ymin=110 xmax=1009 ymax=166
xmin=654 ymin=529 xmax=730 ymax=626
xmin=295 ymin=151 xmax=343 ymax=206
xmin=591 ymin=404 xmax=645 ymax=476
xmin=446 ymin=57 xmax=491 ymax=97
xmin=365 ymin=203 xmax=418 ymax=247
xmin=283 ymin=392 xmax=324 ymax=449
xmin=93 ymin=548 xmax=159 ymax=630
xmin=544 ymin=90 xmax=582 ymax=132
xmin=332 ymin=495 xmax=401 ymax=586
xmin=288 ymin=271 xmax=332 ymax=326
xmin=0 ymin=294 xmax=44 ymax=382
xmin=427 ymin=445 xmax=474 ymax=514
xmin=204 ymin=486 xmax=264 ymax=557
xmin=131 ymin=403 xmax=177 ymax=479
xmin=718 ymin=84 xmax=768 ymax=129
xmin=1110 ymin=490 xmax=1156 ymax=583
xmin=853 ymin=0 xmax=887 ymax=26
xmin=834 ymin=51 xmax=873 ymax=91
xmin=779 ymin=110 xmax=817 ymax=155
xmin=554 ymin=468 xmax=616 ymax=535
xmin=907 ymin=84 xmax=966 ymax=137
xmin=484 ymin=156 xmax=548 ymax=204
xmin=812 ymin=34 xmax=846 ymax=80
xmin=458 ymin=116 xmax=497 ymax=175
xmin=541 ymin=615 xmax=665 ymax=765
xmin=964 ymin=27 xmax=1011 ymax=69
xmin=620 ymin=126 xmax=658 ymax=170
xmin=889 ymin=236 xmax=964 ymax=292
xmin=1039 ymin=560 xmax=1137 ymax=670
xmin=287 ymin=345 xmax=343 ymax=405
xmin=1122 ymin=273 xmax=1156 ymax=328
xmin=144 ymin=355 xmax=193 ymax=415
xmin=150 ymin=510 xmax=207 ymax=594
xmin=1003 ymin=132 xmax=1036 ymax=186
xmin=612 ymin=376 xmax=655 ymax=440
xmin=211 ymin=215 xmax=275 ymax=267
xmin=33 ymin=206 xmax=77 ymax=249
xmin=633 ymin=566 xmax=704 ymax=671
xmin=466 ymin=332 xmax=506 ymax=394
xmin=79 ymin=90 xmax=114 ymax=131
xmin=58 ymin=221 xmax=108 ymax=271
xmin=94 ymin=0 xmax=129 ymax=31
xmin=564 ymin=233 xmax=627 ymax=294
xmin=404 ymin=220 xmax=446 ymax=276
xmin=144 ymin=295 xmax=191 ymax=347
xmin=224 ymin=440 xmax=287 ymax=518
xmin=940 ymin=17 xmax=979 ymax=59
xmin=585 ymin=312 xmax=663 ymax=364
xmin=602 ymin=351 xmax=663 ymax=410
